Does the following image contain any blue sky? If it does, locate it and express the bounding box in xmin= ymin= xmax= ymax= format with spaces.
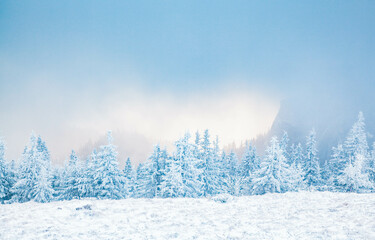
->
xmin=0 ymin=1 xmax=374 ymax=163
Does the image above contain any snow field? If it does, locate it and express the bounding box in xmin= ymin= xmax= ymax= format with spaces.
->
xmin=1 ymin=191 xmax=375 ymax=240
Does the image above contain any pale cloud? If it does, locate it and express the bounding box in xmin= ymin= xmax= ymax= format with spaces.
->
xmin=0 ymin=73 xmax=279 ymax=165
xmin=70 ymin=88 xmax=279 ymax=158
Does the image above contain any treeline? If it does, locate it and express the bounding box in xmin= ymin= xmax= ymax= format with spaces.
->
xmin=0 ymin=112 xmax=375 ymax=203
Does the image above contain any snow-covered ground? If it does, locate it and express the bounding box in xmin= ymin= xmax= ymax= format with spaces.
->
xmin=1 ymin=192 xmax=375 ymax=240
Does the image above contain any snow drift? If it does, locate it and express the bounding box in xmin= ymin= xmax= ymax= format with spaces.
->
xmin=1 ymin=191 xmax=374 ymax=240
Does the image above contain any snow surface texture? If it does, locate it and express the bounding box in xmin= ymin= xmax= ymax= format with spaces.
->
xmin=1 ymin=192 xmax=375 ymax=240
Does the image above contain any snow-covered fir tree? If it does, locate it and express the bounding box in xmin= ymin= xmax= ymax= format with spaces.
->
xmin=198 ymin=131 xmax=221 ymax=196
xmin=123 ymin=157 xmax=135 ymax=197
xmin=368 ymin=142 xmax=375 ymax=188
xmin=320 ymin=159 xmax=331 ymax=188
xmin=303 ymin=129 xmax=321 ymax=189
xmin=240 ymin=144 xmax=260 ymax=177
xmin=11 ymin=133 xmax=54 ymax=203
xmin=7 ymin=160 xmax=16 ymax=182
xmin=200 ymin=130 xmax=212 ymax=196
xmin=60 ymin=150 xmax=83 ymax=200
xmin=290 ymin=143 xmax=304 ymax=167
xmin=338 ymin=153 xmax=373 ymax=192
xmin=252 ymin=137 xmax=293 ymax=195
xmin=194 ymin=131 xmax=201 ymax=157
xmin=280 ymin=131 xmax=290 ymax=161
xmin=148 ymin=145 xmax=167 ymax=197
xmin=211 ymin=150 xmax=226 ymax=194
xmin=76 ymin=151 xmax=98 ymax=198
xmin=239 ymin=144 xmax=260 ymax=195
xmin=330 ymin=112 xmax=371 ymax=191
xmin=36 ymin=136 xmax=51 ymax=171
xmin=289 ymin=162 xmax=306 ymax=192
xmin=159 ymin=155 xmax=185 ymax=198
xmin=344 ymin=112 xmax=369 ymax=163
xmin=91 ymin=131 xmax=125 ymax=199
xmin=224 ymin=151 xmax=242 ymax=196
xmin=280 ymin=132 xmax=306 ymax=191
xmin=51 ymin=167 xmax=64 ymax=198
xmin=207 ymin=136 xmax=223 ymax=195
xmin=327 ymin=144 xmax=346 ymax=189
xmin=135 ymin=161 xmax=154 ymax=198
xmin=0 ymin=138 xmax=14 ymax=202
xmin=33 ymin=165 xmax=54 ymax=203
xmin=175 ymin=133 xmax=204 ymax=197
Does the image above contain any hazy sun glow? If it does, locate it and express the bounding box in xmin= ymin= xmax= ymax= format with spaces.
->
xmin=71 ymin=89 xmax=279 ymax=154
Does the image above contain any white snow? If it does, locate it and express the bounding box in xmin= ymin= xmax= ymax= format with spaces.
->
xmin=1 ymin=191 xmax=375 ymax=239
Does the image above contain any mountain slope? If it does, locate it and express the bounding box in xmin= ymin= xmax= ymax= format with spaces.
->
xmin=254 ymin=91 xmax=375 ymax=162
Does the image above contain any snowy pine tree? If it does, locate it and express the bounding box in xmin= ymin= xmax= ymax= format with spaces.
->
xmin=199 ymin=132 xmax=221 ymax=196
xmin=60 ymin=150 xmax=83 ymax=200
xmin=76 ymin=151 xmax=98 ymax=198
xmin=290 ymin=143 xmax=304 ymax=167
xmin=33 ymin=165 xmax=54 ymax=203
xmin=320 ymin=159 xmax=331 ymax=189
xmin=194 ymin=131 xmax=201 ymax=156
xmin=252 ymin=137 xmax=293 ymax=195
xmin=239 ymin=144 xmax=260 ymax=195
xmin=215 ymin=151 xmax=230 ymax=194
xmin=123 ymin=157 xmax=135 ymax=197
xmin=344 ymin=112 xmax=369 ymax=163
xmin=175 ymin=133 xmax=203 ymax=197
xmin=91 ymin=131 xmax=125 ymax=199
xmin=280 ymin=131 xmax=290 ymax=161
xmin=331 ymin=112 xmax=371 ymax=192
xmin=160 ymin=155 xmax=185 ymax=198
xmin=148 ymin=145 xmax=167 ymax=197
xmin=368 ymin=142 xmax=375 ymax=189
xmin=36 ymin=136 xmax=51 ymax=171
xmin=11 ymin=134 xmax=54 ymax=203
xmin=338 ymin=153 xmax=373 ymax=192
xmin=206 ymin=136 xmax=222 ymax=195
xmin=200 ymin=130 xmax=211 ymax=196
xmin=0 ymin=138 xmax=13 ymax=202
xmin=224 ymin=151 xmax=243 ymax=196
xmin=240 ymin=144 xmax=260 ymax=177
xmin=328 ymin=144 xmax=346 ymax=190
xmin=135 ymin=161 xmax=154 ymax=198
xmin=289 ymin=162 xmax=306 ymax=191
xmin=303 ymin=129 xmax=321 ymax=189
xmin=51 ymin=167 xmax=64 ymax=199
